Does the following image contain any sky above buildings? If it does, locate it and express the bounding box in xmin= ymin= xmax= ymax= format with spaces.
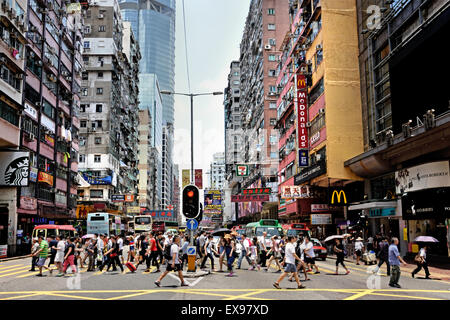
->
xmin=173 ymin=0 xmax=251 ymax=189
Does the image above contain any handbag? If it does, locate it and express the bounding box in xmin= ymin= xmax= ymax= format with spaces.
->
xmin=414 ymin=253 xmax=423 ymax=263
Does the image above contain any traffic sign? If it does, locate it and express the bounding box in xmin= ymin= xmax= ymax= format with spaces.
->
xmin=187 ymin=246 xmax=196 ymax=256
xmin=186 ymin=219 xmax=198 ymax=230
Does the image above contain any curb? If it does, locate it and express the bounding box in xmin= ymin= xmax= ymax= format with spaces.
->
xmin=0 ymin=255 xmax=30 ymax=262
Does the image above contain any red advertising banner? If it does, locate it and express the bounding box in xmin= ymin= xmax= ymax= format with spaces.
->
xmin=231 ymin=195 xmax=270 ymax=202
xmin=195 ymin=169 xmax=203 ymax=189
xmin=20 ymin=196 xmax=37 ymax=210
xmin=297 ymin=75 xmax=308 ymax=149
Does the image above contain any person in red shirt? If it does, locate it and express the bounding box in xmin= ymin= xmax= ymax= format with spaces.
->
xmin=145 ymin=232 xmax=160 ymax=273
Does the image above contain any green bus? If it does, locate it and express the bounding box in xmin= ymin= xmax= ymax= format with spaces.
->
xmin=244 ymin=219 xmax=283 ymax=239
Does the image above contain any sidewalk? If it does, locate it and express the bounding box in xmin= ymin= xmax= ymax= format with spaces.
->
xmin=0 ymin=254 xmax=30 ymax=263
xmin=327 ymin=253 xmax=450 ymax=281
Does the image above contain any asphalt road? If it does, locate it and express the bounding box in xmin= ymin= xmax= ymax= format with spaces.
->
xmin=0 ymin=254 xmax=449 ymax=300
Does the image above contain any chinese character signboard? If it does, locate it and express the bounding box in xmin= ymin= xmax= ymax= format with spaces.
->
xmin=112 ymin=194 xmax=125 ymax=202
xmin=142 ymin=210 xmax=176 ymax=221
xmin=231 ymin=195 xmax=270 ymax=202
xmin=280 ymin=185 xmax=311 ymax=199
xmin=242 ymin=188 xmax=271 ymax=195
xmin=195 ymin=169 xmax=203 ymax=189
xmin=236 ymin=165 xmax=249 ymax=177
xmin=182 ymin=169 xmax=190 ymax=188
xmin=311 ymin=214 xmax=332 ymax=225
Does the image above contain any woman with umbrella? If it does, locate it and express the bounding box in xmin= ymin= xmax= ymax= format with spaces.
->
xmin=333 ymin=238 xmax=350 ymax=275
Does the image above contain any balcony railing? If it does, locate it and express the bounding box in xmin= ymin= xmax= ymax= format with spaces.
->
xmin=37 ymin=188 xmax=54 ymax=202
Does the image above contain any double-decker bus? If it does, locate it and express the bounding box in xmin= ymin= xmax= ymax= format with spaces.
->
xmin=152 ymin=221 xmax=165 ymax=234
xmin=133 ymin=215 xmax=152 ymax=234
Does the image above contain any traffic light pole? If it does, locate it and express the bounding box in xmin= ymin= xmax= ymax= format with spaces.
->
xmin=190 ymin=94 xmax=194 ymax=250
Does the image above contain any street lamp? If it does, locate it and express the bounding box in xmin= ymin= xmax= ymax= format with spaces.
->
xmin=160 ymin=90 xmax=224 ymax=184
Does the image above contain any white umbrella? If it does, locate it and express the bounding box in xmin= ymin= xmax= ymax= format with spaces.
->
xmin=414 ymin=236 xmax=439 ymax=243
xmin=324 ymin=235 xmax=345 ymax=242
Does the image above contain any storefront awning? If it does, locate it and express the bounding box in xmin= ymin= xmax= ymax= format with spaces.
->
xmin=348 ymin=201 xmax=397 ymax=211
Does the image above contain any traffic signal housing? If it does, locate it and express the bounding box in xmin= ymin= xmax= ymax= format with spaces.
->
xmin=182 ymin=185 xmax=200 ymax=219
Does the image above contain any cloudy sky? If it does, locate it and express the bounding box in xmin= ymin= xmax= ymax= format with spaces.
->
xmin=173 ymin=0 xmax=250 ymax=188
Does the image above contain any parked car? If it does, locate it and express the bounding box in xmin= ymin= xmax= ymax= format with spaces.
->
xmin=311 ymin=238 xmax=327 ymax=261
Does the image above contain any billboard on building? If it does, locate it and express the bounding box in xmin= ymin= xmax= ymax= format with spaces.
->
xmin=395 ymin=161 xmax=450 ymax=194
xmin=0 ymin=151 xmax=30 ymax=186
xmin=280 ymin=185 xmax=311 ymax=199
xmin=195 ymin=169 xmax=203 ymax=189
xmin=296 ymin=74 xmax=308 ymax=150
xmin=182 ymin=169 xmax=190 ymax=188
xmin=204 ymin=189 xmax=222 ymax=214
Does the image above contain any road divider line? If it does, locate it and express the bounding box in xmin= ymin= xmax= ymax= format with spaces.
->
xmin=368 ymin=292 xmax=444 ymax=300
xmin=0 ymin=264 xmax=24 ymax=270
xmin=41 ymin=292 xmax=101 ymax=300
xmin=223 ymin=289 xmax=271 ymax=300
xmin=344 ymin=289 xmax=374 ymax=300
xmin=0 ymin=293 xmax=40 ymax=300
xmin=15 ymin=268 xmax=52 ymax=278
xmin=0 ymin=266 xmax=29 ymax=274
xmin=106 ymin=290 xmax=160 ymax=300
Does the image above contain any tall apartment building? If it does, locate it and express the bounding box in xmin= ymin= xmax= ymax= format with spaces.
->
xmin=237 ymin=0 xmax=290 ymax=223
xmin=77 ymin=0 xmax=140 ymax=215
xmin=172 ymin=163 xmax=180 ymax=226
xmin=224 ymin=61 xmax=242 ymax=224
xmin=274 ymin=0 xmax=364 ymax=238
xmin=1 ymin=0 xmax=84 ymax=255
xmin=345 ymin=0 xmax=450 ymax=258
xmin=138 ymin=108 xmax=152 ymax=210
xmin=161 ymin=123 xmax=173 ymax=209
xmin=209 ymin=152 xmax=225 ymax=190
xmin=119 ymin=0 xmax=175 ymax=126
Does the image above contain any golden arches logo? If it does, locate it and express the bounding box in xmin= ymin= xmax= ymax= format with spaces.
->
xmin=331 ymin=190 xmax=347 ymax=204
xmin=297 ymin=77 xmax=306 ymax=88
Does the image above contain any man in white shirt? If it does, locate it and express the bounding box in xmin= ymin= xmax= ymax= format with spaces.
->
xmin=155 ymin=235 xmax=189 ymax=287
xmin=117 ymin=235 xmax=124 ymax=264
xmin=273 ymin=236 xmax=305 ymax=289
xmin=304 ymin=237 xmax=320 ymax=274
xmin=354 ymin=237 xmax=364 ymax=265
xmin=237 ymin=234 xmax=252 ymax=269
xmin=257 ymin=232 xmax=268 ymax=268
xmin=412 ymin=245 xmax=431 ymax=279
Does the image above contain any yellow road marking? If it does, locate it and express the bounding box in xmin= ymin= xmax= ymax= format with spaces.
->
xmin=0 ymin=266 xmax=29 ymax=274
xmin=15 ymin=268 xmax=53 ymax=278
xmin=368 ymin=292 xmax=444 ymax=300
xmin=223 ymin=289 xmax=272 ymax=300
xmin=106 ymin=290 xmax=159 ymax=300
xmin=1 ymin=293 xmax=41 ymax=300
xmin=0 ymin=264 xmax=24 ymax=270
xmin=0 ymin=269 xmax=44 ymax=278
xmin=141 ymin=266 xmax=156 ymax=274
xmin=344 ymin=289 xmax=374 ymax=300
xmin=41 ymin=293 xmax=101 ymax=300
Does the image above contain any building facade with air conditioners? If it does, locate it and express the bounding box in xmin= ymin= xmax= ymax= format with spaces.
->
xmin=161 ymin=123 xmax=174 ymax=211
xmin=273 ymin=0 xmax=365 ymax=239
xmin=0 ymin=0 xmax=28 ymax=256
xmin=224 ymin=61 xmax=242 ymax=225
xmin=237 ymin=0 xmax=290 ymax=224
xmin=77 ymin=0 xmax=140 ymax=216
xmin=345 ymin=0 xmax=450 ymax=259
xmin=0 ymin=0 xmax=85 ymax=256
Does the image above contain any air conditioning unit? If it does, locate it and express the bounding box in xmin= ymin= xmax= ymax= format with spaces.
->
xmin=25 ymin=133 xmax=36 ymax=141
xmin=300 ymin=67 xmax=308 ymax=73
xmin=15 ymin=73 xmax=23 ymax=80
xmin=49 ymin=188 xmax=56 ymax=193
xmin=306 ymin=122 xmax=312 ymax=127
xmin=264 ymin=44 xmax=271 ymax=50
xmin=65 ymin=76 xmax=72 ymax=81
xmin=316 ymin=44 xmax=323 ymax=50
xmin=319 ymin=108 xmax=325 ymax=114
xmin=98 ymin=14 xmax=104 ymax=19
xmin=0 ymin=56 xmax=7 ymax=64
xmin=35 ymin=102 xmax=42 ymax=107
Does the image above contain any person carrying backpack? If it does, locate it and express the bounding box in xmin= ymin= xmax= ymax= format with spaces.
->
xmin=155 ymin=235 xmax=189 ymax=287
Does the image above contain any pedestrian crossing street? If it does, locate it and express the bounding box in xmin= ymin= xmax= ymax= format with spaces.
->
xmin=0 ymin=261 xmax=159 ymax=280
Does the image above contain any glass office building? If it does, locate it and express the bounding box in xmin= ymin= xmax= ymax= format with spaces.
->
xmin=119 ymin=0 xmax=175 ymax=126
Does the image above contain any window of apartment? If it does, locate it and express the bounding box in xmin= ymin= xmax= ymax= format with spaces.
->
xmin=96 ymin=120 xmax=102 ymax=128
xmin=270 ymin=118 xmax=277 ymax=126
xmin=268 ymin=54 xmax=276 ymax=61
xmin=96 ymin=104 xmax=102 ymax=112
xmin=269 ymin=86 xmax=277 ymax=93
xmin=268 ymin=70 xmax=276 ymax=77
xmin=94 ymin=155 xmax=101 ymax=163
xmin=269 ymin=38 xmax=276 ymax=46
xmin=80 ymin=120 xmax=87 ymax=128
xmin=270 ymin=152 xmax=278 ymax=159
xmin=86 ymin=10 xmax=91 ymax=18
xmin=233 ymin=80 xmax=240 ymax=85
xmin=98 ymin=25 xmax=106 ymax=32
xmin=81 ymin=72 xmax=88 ymax=80
xmin=42 ymin=100 xmax=55 ymax=119
xmin=80 ymin=104 xmax=86 ymax=112
xmin=82 ymin=88 xmax=88 ymax=96
xmin=234 ymin=89 xmax=240 ymax=94
xmin=96 ymin=88 xmax=103 ymax=95
xmin=234 ymin=97 xmax=240 ymax=103
xmin=84 ymin=26 xmax=91 ymax=34
xmin=97 ymin=71 xmax=103 ymax=78
xmin=79 ymin=154 xmax=85 ymax=163
xmin=268 ymin=24 xmax=276 ymax=30
xmin=83 ymin=41 xmax=90 ymax=48
xmin=269 ymin=102 xmax=277 ymax=109
xmin=268 ymin=8 xmax=275 ymax=15
xmin=94 ymin=137 xmax=101 ymax=144
xmin=83 ymin=56 xmax=89 ymax=63
xmin=90 ymin=189 xmax=103 ymax=198
xmin=233 ymin=71 xmax=239 ymax=76
xmin=315 ymin=49 xmax=323 ymax=67
xmin=309 ymin=77 xmax=324 ymax=104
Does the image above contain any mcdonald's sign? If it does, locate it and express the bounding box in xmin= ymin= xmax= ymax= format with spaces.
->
xmin=330 ymin=189 xmax=347 ymax=206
